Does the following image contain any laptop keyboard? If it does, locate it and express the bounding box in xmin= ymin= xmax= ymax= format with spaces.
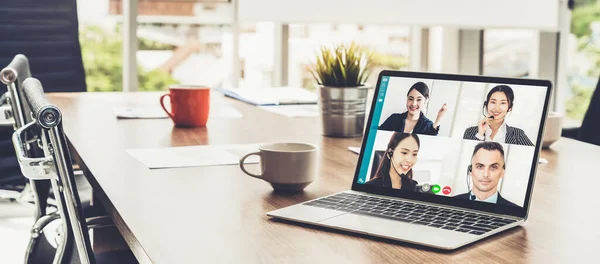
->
xmin=303 ymin=193 xmax=518 ymax=236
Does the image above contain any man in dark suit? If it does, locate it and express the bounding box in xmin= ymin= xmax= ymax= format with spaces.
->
xmin=454 ymin=142 xmax=518 ymax=207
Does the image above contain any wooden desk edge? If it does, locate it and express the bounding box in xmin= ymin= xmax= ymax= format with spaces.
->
xmin=69 ymin=138 xmax=154 ymax=264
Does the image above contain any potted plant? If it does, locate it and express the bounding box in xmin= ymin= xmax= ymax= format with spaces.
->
xmin=309 ymin=42 xmax=373 ymax=137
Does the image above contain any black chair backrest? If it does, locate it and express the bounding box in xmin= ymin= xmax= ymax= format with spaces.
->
xmin=579 ymin=76 xmax=600 ymax=146
xmin=0 ymin=0 xmax=86 ymax=93
xmin=370 ymin=150 xmax=384 ymax=180
xmin=22 ymin=78 xmax=94 ymax=264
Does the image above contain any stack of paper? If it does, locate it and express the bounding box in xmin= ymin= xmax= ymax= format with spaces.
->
xmin=258 ymin=105 xmax=319 ymax=117
xmin=215 ymin=87 xmax=318 ymax=106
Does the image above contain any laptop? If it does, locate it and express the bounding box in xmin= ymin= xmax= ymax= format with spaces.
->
xmin=267 ymin=70 xmax=552 ymax=250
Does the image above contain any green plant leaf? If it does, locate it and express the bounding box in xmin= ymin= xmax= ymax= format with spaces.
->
xmin=308 ymin=41 xmax=372 ymax=87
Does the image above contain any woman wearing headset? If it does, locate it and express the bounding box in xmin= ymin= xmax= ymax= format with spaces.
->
xmin=379 ymin=81 xmax=448 ymax=135
xmin=366 ymin=132 xmax=420 ymax=190
xmin=463 ymin=85 xmax=534 ymax=146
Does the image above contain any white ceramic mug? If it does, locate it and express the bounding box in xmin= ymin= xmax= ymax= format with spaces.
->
xmin=542 ymin=111 xmax=564 ymax=148
xmin=239 ymin=143 xmax=318 ymax=192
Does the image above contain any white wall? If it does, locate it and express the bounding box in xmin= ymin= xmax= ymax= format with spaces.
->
xmin=428 ymin=80 xmax=461 ymax=136
xmin=502 ymin=145 xmax=535 ymax=207
xmin=450 ymin=81 xmax=490 ymax=137
xmin=239 ymin=0 xmax=560 ymax=31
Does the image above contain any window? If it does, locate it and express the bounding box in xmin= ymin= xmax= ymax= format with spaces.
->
xmin=287 ymin=24 xmax=410 ymax=91
xmin=565 ymin=0 xmax=600 ymax=126
xmin=483 ymin=29 xmax=535 ymax=78
xmin=133 ymin=1 xmax=232 ymax=91
xmin=229 ymin=23 xmax=411 ymax=91
xmin=78 ymin=0 xmax=124 ymax=92
xmin=79 ymin=0 xmax=233 ymax=92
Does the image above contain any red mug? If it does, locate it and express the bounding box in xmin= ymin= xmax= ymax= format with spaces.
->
xmin=160 ymin=86 xmax=210 ymax=127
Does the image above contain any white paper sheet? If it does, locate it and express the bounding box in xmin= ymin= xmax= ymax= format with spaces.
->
xmin=127 ymin=144 xmax=261 ymax=169
xmin=114 ymin=106 xmax=243 ymax=119
xmin=258 ymin=104 xmax=319 ymax=117
xmin=114 ymin=106 xmax=168 ymax=119
xmin=216 ymin=86 xmax=317 ymax=106
xmin=348 ymin=146 xmax=361 ymax=155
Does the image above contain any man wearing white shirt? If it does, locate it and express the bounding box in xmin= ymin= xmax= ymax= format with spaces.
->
xmin=454 ymin=142 xmax=518 ymax=207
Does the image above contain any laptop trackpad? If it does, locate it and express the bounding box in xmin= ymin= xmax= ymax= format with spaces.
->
xmin=319 ymin=213 xmax=468 ymax=248
xmin=268 ymin=205 xmax=347 ymax=223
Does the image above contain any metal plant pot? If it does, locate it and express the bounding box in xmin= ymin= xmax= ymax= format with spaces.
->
xmin=318 ymin=85 xmax=370 ymax=137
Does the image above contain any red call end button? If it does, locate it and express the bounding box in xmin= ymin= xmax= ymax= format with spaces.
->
xmin=442 ymin=186 xmax=452 ymax=195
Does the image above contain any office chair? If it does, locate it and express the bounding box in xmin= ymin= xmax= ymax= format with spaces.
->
xmin=0 ymin=0 xmax=87 ymax=188
xmin=0 ymin=55 xmax=51 ymax=216
xmin=1 ymin=54 xmax=97 ymax=212
xmin=0 ymin=0 xmax=87 ymax=200
xmin=0 ymin=54 xmax=116 ymax=262
xmin=1 ymin=57 xmax=118 ymax=263
xmin=14 ymin=78 xmax=136 ymax=264
xmin=0 ymin=0 xmax=87 ymax=94
xmin=562 ymin=75 xmax=600 ymax=146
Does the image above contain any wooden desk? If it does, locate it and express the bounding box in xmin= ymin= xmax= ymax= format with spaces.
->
xmin=49 ymin=92 xmax=600 ymax=263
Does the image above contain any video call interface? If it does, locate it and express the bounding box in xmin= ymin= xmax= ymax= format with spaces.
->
xmin=357 ymin=76 xmax=548 ymax=208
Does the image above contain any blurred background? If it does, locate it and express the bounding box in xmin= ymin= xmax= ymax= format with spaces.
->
xmin=78 ymin=0 xmax=600 ymax=128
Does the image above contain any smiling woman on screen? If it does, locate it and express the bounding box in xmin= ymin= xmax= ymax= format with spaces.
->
xmin=463 ymin=85 xmax=534 ymax=146
xmin=378 ymin=81 xmax=448 ymax=135
xmin=366 ymin=132 xmax=420 ymax=190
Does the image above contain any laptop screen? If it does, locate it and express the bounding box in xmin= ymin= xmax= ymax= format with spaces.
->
xmin=355 ymin=74 xmax=550 ymax=210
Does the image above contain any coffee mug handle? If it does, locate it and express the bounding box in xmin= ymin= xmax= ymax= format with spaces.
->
xmin=239 ymin=152 xmax=262 ymax=179
xmin=159 ymin=94 xmax=175 ymax=120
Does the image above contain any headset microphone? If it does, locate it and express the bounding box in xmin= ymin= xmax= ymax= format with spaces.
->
xmin=388 ymin=149 xmax=435 ymax=194
xmin=388 ymin=149 xmax=407 ymax=182
xmin=466 ymin=165 xmax=476 ymax=200
xmin=482 ymin=102 xmax=497 ymax=119
xmin=482 ymin=101 xmax=488 ymax=118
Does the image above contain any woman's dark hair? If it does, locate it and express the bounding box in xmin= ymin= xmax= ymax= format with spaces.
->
xmin=486 ymin=85 xmax=514 ymax=110
xmin=407 ymin=82 xmax=430 ymax=99
xmin=372 ymin=132 xmax=420 ymax=187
